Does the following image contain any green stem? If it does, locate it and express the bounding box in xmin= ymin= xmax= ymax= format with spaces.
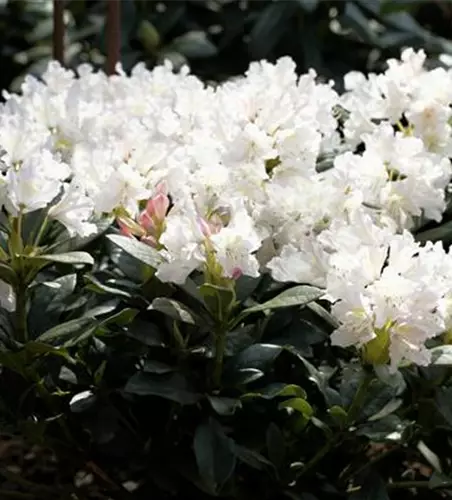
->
xmin=32 ymin=214 xmax=49 ymax=248
xmin=347 ymin=370 xmax=374 ymax=424
xmin=33 ymin=378 xmax=77 ymax=447
xmin=298 ymin=370 xmax=375 ymax=479
xmin=388 ymin=480 xmax=431 ymax=489
xmin=298 ymin=436 xmax=341 ymax=478
xmin=14 ymin=277 xmax=28 ymax=343
xmin=212 ymin=327 xmax=227 ymax=388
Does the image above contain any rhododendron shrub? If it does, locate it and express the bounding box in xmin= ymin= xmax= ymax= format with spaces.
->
xmin=2 ymin=49 xmax=452 ymax=499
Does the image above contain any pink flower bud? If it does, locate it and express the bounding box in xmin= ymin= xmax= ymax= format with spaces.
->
xmin=117 ymin=217 xmax=146 ymax=238
xmin=198 ymin=216 xmax=212 ymax=237
xmin=118 ymin=219 xmax=133 ymax=237
xmin=231 ymin=267 xmax=243 ymax=280
xmin=156 ymin=181 xmax=168 ymax=196
xmin=145 ymin=193 xmax=170 ymax=222
xmin=138 ymin=210 xmax=156 ymax=232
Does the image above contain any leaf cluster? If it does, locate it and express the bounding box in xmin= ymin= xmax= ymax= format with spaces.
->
xmin=1 ymin=233 xmax=452 ymax=499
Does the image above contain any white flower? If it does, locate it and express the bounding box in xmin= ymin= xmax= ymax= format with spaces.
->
xmin=5 ymin=153 xmax=62 ymax=215
xmin=210 ymin=226 xmax=261 ymax=279
xmin=157 ymin=205 xmax=206 ymax=284
xmin=267 ymin=239 xmax=329 ymax=287
xmin=93 ymin=163 xmax=150 ymax=216
xmin=48 ymin=182 xmax=97 ymax=238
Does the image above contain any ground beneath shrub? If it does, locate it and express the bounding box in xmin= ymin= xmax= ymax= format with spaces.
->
xmin=0 ymin=434 xmax=130 ymax=499
xmin=1 ymin=434 xmax=451 ymax=499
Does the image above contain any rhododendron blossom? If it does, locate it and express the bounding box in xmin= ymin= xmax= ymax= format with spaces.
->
xmin=1 ymin=48 xmax=452 ymax=369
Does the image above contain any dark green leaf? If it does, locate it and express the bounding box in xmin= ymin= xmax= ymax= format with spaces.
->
xmin=24 ymin=341 xmax=74 ymax=362
xmin=234 ymin=445 xmax=274 ymax=471
xmin=341 ymin=3 xmax=380 ymax=46
xmin=207 ymin=396 xmax=242 ymax=416
xmin=225 ymin=325 xmax=255 ymax=356
xmin=307 ymin=302 xmax=339 ymax=328
xmin=137 ymin=20 xmax=160 ymax=53
xmin=310 ymin=416 xmax=333 ymax=439
xmin=0 ymin=350 xmax=28 ymax=377
xmin=235 ymin=275 xmax=262 ymax=302
xmin=125 ymin=372 xmax=201 ymax=405
xmin=374 ymin=365 xmax=406 ymax=393
xmin=290 ymin=348 xmax=336 ymax=403
xmin=125 ymin=319 xmax=166 ymax=347
xmin=242 ymin=285 xmax=323 ymax=315
xmin=242 ymin=383 xmax=306 ymax=401
xmin=170 ymin=31 xmax=218 ymax=59
xmin=143 ymin=360 xmax=174 ymax=374
xmin=367 ymin=398 xmax=403 ymax=422
xmin=227 ymin=367 xmax=264 ymax=386
xmin=435 ymin=387 xmax=452 ymax=427
xmin=194 ymin=419 xmax=236 ymax=493
xmin=249 ymin=1 xmax=298 ymax=59
xmin=31 ymin=251 xmax=94 ymax=266
xmin=85 ymin=274 xmax=132 ymax=299
xmin=43 ymin=274 xmax=77 ymax=309
xmin=349 ymin=470 xmax=390 ymax=499
xmin=279 ymin=397 xmax=314 ymax=418
xmin=417 ymin=440 xmax=442 ymax=473
xmin=380 ymin=0 xmax=423 ymax=16
xmin=107 ymin=234 xmax=162 ymax=269
xmin=429 ymin=472 xmax=452 ymax=490
xmin=59 ymin=365 xmax=78 ymax=385
xmin=297 ymin=0 xmax=319 ymax=13
xmin=98 ymin=308 xmax=138 ymax=328
xmin=0 ymin=262 xmax=18 ymax=286
xmin=200 ymin=283 xmax=236 ymax=320
xmin=430 ymin=345 xmax=452 ymax=365
xmin=328 ymin=405 xmax=348 ymax=427
xmin=416 ymin=221 xmax=452 ymax=244
xmin=226 ymin=343 xmax=282 ymax=373
xmin=266 ymin=423 xmax=285 ymax=468
xmin=36 ymin=317 xmax=96 ymax=344
xmin=341 ymin=368 xmax=399 ymax=423
xmin=69 ymin=390 xmax=97 ymax=413
xmin=270 ymin=315 xmax=328 ymax=355
xmin=356 ymin=414 xmax=406 ymax=442
xmin=149 ymin=297 xmax=198 ymax=324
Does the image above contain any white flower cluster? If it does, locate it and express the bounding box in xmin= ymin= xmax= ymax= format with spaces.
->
xmin=2 ymin=49 xmax=452 ymax=368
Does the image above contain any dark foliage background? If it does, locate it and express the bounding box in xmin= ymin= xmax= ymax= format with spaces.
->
xmin=1 ymin=0 xmax=452 ymax=92
xmin=3 ymin=2 xmax=452 ymax=500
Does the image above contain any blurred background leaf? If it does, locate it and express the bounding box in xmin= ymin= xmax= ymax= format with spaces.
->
xmin=1 ymin=0 xmax=452 ymax=92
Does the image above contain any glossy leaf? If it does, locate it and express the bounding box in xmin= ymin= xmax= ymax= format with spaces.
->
xmin=241 ymin=285 xmax=323 ymax=316
xmin=194 ymin=419 xmax=236 ymax=493
xmin=125 ymin=372 xmax=201 ymax=405
xmin=149 ymin=297 xmax=198 ymax=324
xmin=207 ymin=396 xmax=242 ymax=416
xmin=430 ymin=345 xmax=452 ymax=365
xmin=266 ymin=423 xmax=285 ymax=468
xmin=36 ymin=317 xmax=97 ymax=344
xmin=107 ymin=234 xmax=162 ymax=269
xmin=170 ymin=31 xmax=218 ymax=59
xmin=31 ymin=251 xmax=94 ymax=266
xmin=249 ymin=1 xmax=298 ymax=59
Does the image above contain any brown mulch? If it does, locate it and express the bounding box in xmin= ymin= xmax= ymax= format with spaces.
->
xmin=0 ymin=434 xmax=126 ymax=499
